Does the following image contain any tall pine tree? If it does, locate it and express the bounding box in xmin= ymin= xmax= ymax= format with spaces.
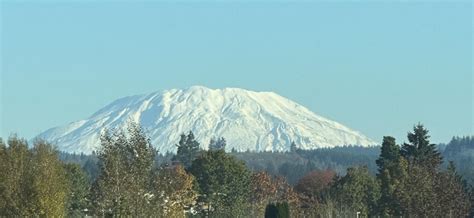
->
xmin=401 ymin=124 xmax=442 ymax=170
xmin=375 ymin=136 xmax=403 ymax=216
xmin=174 ymin=131 xmax=200 ymax=169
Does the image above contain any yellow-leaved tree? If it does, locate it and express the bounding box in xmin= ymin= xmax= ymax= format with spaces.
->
xmin=30 ymin=140 xmax=69 ymax=216
xmin=152 ymin=164 xmax=197 ymax=217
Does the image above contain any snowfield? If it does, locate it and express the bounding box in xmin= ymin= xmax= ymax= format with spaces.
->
xmin=35 ymin=86 xmax=377 ymax=154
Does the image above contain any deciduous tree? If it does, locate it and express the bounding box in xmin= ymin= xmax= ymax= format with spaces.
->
xmin=152 ymin=164 xmax=197 ymax=217
xmin=29 ymin=140 xmax=69 ymax=217
xmin=331 ymin=166 xmax=380 ymax=217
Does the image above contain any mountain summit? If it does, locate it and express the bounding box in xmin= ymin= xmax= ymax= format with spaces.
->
xmin=36 ymin=86 xmax=377 ymax=154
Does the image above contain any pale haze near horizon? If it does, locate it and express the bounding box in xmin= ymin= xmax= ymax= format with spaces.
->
xmin=1 ymin=1 xmax=472 ymax=144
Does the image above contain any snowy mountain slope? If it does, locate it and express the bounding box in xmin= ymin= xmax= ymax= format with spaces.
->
xmin=35 ymin=86 xmax=377 ymax=154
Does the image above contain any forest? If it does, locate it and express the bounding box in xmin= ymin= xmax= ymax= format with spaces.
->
xmin=0 ymin=123 xmax=473 ymax=217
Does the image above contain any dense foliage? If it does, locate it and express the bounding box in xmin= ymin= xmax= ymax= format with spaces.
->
xmin=231 ymin=145 xmax=379 ymax=185
xmin=265 ymin=202 xmax=290 ymax=218
xmin=0 ymin=137 xmax=73 ymax=216
xmin=190 ymin=149 xmax=252 ymax=216
xmin=1 ymin=123 xmax=472 ymax=217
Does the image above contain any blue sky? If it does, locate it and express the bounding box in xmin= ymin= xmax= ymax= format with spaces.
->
xmin=1 ymin=1 xmax=472 ymax=144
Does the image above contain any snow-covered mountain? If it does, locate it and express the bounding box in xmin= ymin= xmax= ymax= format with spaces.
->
xmin=35 ymin=86 xmax=377 ymax=154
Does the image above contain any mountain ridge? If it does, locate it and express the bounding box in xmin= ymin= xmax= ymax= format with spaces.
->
xmin=36 ymin=86 xmax=377 ymax=154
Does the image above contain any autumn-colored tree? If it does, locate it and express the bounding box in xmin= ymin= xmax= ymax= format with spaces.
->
xmin=29 ymin=140 xmax=69 ymax=217
xmin=152 ymin=164 xmax=197 ymax=217
xmin=250 ymin=171 xmax=278 ymax=216
xmin=0 ymin=136 xmax=33 ymax=216
xmin=295 ymin=169 xmax=335 ymax=201
xmin=249 ymin=171 xmax=302 ymax=216
xmin=295 ymin=169 xmax=336 ymax=215
xmin=274 ymin=176 xmax=300 ymax=216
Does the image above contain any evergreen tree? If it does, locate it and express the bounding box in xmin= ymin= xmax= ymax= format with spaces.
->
xmin=64 ymin=163 xmax=89 ymax=216
xmin=375 ymin=136 xmax=403 ymax=216
xmin=290 ymin=141 xmax=297 ymax=152
xmin=265 ymin=202 xmax=290 ymax=218
xmin=209 ymin=137 xmax=226 ymax=151
xmin=433 ymin=162 xmax=471 ymax=217
xmin=443 ymin=136 xmax=474 ymax=157
xmin=443 ymin=135 xmax=474 ymax=185
xmin=396 ymin=125 xmax=447 ymax=216
xmin=190 ymin=149 xmax=252 ymax=217
xmin=174 ymin=131 xmax=200 ymax=169
xmin=395 ymin=162 xmax=438 ymax=217
xmin=376 ymin=136 xmax=400 ymax=176
xmin=82 ymin=158 xmax=99 ymax=182
xmin=401 ymin=124 xmax=442 ymax=170
xmin=395 ymin=148 xmax=471 ymax=217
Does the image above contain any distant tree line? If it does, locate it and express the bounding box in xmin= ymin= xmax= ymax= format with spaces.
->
xmin=0 ymin=123 xmax=472 ymax=217
xmin=231 ymin=145 xmax=380 ymax=185
xmin=442 ymin=136 xmax=474 ymax=185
